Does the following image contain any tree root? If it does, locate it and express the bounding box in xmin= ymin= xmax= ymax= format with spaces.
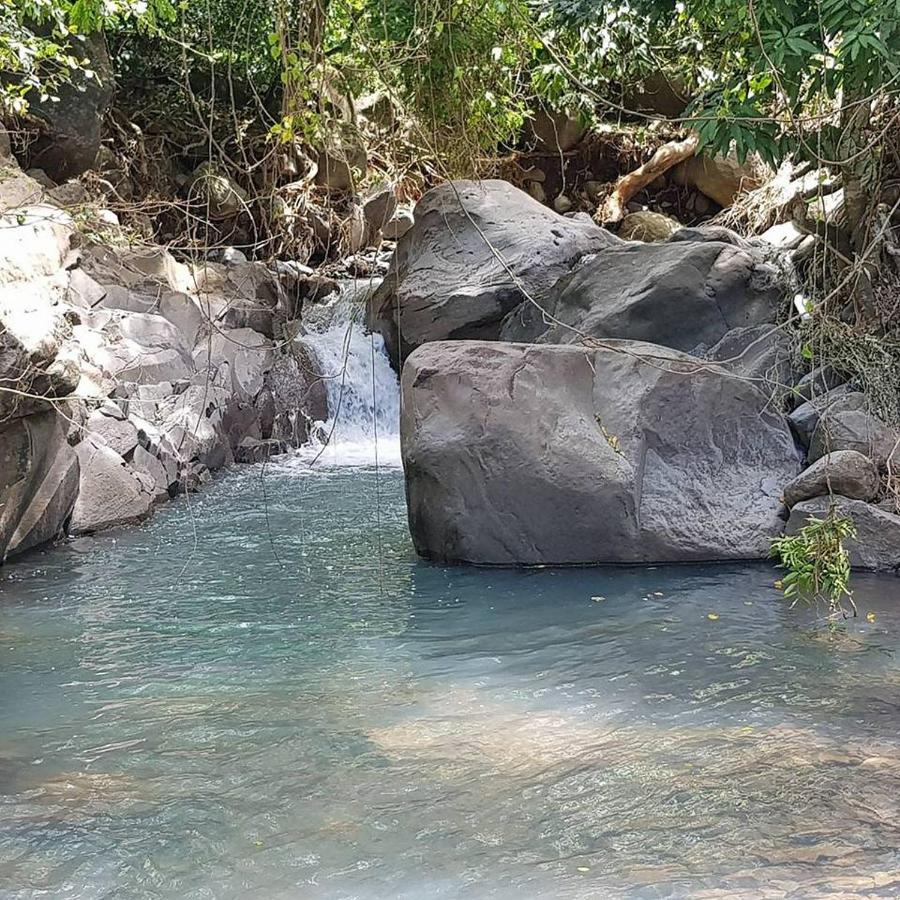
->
xmin=594 ymin=133 xmax=698 ymax=224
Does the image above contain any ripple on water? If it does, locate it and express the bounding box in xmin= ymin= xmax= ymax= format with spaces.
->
xmin=0 ymin=467 xmax=899 ymax=899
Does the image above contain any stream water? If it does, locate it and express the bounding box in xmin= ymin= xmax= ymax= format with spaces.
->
xmin=1 ymin=304 xmax=900 ymax=899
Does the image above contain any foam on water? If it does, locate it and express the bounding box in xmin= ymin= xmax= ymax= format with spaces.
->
xmin=294 ymin=280 xmax=401 ymax=468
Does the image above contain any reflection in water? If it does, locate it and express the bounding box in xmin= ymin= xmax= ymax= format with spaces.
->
xmin=0 ymin=466 xmax=899 ymax=899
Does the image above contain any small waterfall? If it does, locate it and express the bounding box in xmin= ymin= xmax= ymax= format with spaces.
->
xmin=297 ymin=280 xmax=402 ymax=467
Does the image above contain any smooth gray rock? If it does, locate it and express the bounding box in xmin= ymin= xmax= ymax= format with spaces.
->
xmin=118 ymin=312 xmax=191 ymax=357
xmin=809 ymin=405 xmax=899 ymax=468
xmin=501 ymin=238 xmax=784 ymax=350
xmin=787 ymin=385 xmax=855 ymax=449
xmin=0 ymin=412 xmax=79 ymax=559
xmin=369 ymin=180 xmax=616 ymax=366
xmin=98 ymin=285 xmax=157 ymax=314
xmin=401 ymin=340 xmax=800 ymax=565
xmin=362 ymin=184 xmax=397 ymax=231
xmin=70 ymin=439 xmax=151 ymax=534
xmin=157 ymin=384 xmax=232 ymax=469
xmin=192 ymin=327 xmax=273 ymax=399
xmin=67 ymin=269 xmax=107 ymax=309
xmin=158 ymin=291 xmax=206 ymax=346
xmin=115 ymin=346 xmax=193 ymax=385
xmin=382 ymin=207 xmax=414 ymax=240
xmin=786 ymin=496 xmax=900 ymax=571
xmin=782 ymin=451 xmax=880 ymax=508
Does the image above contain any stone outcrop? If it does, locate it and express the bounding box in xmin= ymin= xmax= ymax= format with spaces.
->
xmin=401 ymin=340 xmax=799 ymax=565
xmin=0 ymin=160 xmax=335 ymax=557
xmin=0 ymin=412 xmax=79 ymax=559
xmin=70 ymin=439 xmax=152 ymax=535
xmin=369 ymin=181 xmax=791 ymax=365
xmin=368 ymin=180 xmax=616 ymax=366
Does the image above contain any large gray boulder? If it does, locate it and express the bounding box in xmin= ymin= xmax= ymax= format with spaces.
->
xmin=500 ymin=236 xmax=785 ymax=350
xmin=782 ymin=451 xmax=880 ymax=508
xmin=786 ymin=496 xmax=900 ymax=572
xmin=368 ymin=180 xmax=616 ymax=366
xmin=401 ymin=340 xmax=800 ymax=565
xmin=0 ymin=412 xmax=79 ymax=560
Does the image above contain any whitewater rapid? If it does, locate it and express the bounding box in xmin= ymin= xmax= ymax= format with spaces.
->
xmin=293 ymin=281 xmax=402 ymax=468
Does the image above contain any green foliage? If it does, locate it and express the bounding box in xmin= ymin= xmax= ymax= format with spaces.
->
xmin=770 ymin=514 xmax=857 ymax=617
xmin=0 ymin=0 xmax=173 ymax=114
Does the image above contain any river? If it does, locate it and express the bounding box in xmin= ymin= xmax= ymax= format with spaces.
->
xmin=0 ymin=300 xmax=899 ymax=898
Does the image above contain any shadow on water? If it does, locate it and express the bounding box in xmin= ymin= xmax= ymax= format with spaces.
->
xmin=0 ymin=466 xmax=899 ymax=898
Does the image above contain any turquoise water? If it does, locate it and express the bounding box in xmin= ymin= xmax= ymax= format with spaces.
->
xmin=1 ymin=463 xmax=900 ymax=899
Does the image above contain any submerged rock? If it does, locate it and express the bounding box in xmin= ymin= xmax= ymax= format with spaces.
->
xmin=401 ymin=340 xmax=799 ymax=565
xmin=368 ymin=180 xmax=615 ymax=367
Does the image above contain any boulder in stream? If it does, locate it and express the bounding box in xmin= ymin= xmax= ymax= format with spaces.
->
xmin=401 ymin=340 xmax=800 ymax=565
xmin=368 ymin=180 xmax=616 ymax=367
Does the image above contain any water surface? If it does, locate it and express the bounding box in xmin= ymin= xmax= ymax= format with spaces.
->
xmin=1 ymin=465 xmax=899 ymax=899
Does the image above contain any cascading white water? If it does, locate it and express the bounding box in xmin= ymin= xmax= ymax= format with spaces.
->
xmin=296 ymin=280 xmax=402 ymax=467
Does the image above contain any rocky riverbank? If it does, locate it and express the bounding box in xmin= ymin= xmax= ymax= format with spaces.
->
xmin=0 ymin=151 xmax=338 ymax=560
xmin=374 ymin=180 xmax=900 ymax=571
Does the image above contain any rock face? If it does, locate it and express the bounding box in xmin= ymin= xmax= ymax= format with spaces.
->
xmin=0 ymin=412 xmax=79 ymax=560
xmin=0 ymin=160 xmax=334 ymax=557
xmin=782 ymin=451 xmax=880 ymax=508
xmin=786 ymin=496 xmax=900 ymax=572
xmin=368 ymin=180 xmax=615 ymax=366
xmin=500 ymin=235 xmax=784 ymax=351
xmin=401 ymin=340 xmax=799 ymax=565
